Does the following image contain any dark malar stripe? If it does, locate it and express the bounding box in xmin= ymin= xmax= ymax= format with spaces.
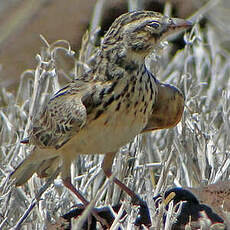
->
xmin=115 ymin=102 xmax=121 ymax=111
xmin=99 ymin=88 xmax=106 ymax=100
xmin=94 ymin=109 xmax=104 ymax=120
xmin=103 ymin=95 xmax=115 ymax=108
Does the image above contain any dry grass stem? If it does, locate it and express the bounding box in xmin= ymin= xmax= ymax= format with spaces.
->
xmin=1 ymin=0 xmax=230 ymax=229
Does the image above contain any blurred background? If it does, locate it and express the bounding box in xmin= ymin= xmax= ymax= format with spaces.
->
xmin=1 ymin=0 xmax=229 ymax=91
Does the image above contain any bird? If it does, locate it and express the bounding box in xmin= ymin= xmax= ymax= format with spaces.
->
xmin=153 ymin=187 xmax=227 ymax=230
xmin=10 ymin=11 xmax=191 ymax=207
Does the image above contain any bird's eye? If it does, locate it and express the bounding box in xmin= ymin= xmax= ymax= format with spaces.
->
xmin=148 ymin=21 xmax=160 ymax=29
xmin=167 ymin=18 xmax=173 ymax=25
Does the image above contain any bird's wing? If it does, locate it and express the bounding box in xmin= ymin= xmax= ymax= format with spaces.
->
xmin=142 ymin=83 xmax=184 ymax=132
xmin=30 ymin=80 xmax=95 ymax=149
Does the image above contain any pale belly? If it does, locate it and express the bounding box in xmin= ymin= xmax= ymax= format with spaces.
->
xmin=59 ymin=106 xmax=149 ymax=157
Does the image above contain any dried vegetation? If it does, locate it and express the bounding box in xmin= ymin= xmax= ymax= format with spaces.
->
xmin=0 ymin=0 xmax=230 ymax=229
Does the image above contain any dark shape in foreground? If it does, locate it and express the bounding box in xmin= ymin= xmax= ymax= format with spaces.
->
xmin=154 ymin=187 xmax=226 ymax=230
xmin=59 ymin=188 xmax=226 ymax=230
xmin=62 ymin=198 xmax=150 ymax=230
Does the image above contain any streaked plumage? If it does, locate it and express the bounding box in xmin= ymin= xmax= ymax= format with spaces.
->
xmin=11 ymin=11 xmax=191 ymax=204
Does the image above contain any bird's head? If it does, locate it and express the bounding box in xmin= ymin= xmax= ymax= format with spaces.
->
xmin=102 ymin=11 xmax=192 ymax=63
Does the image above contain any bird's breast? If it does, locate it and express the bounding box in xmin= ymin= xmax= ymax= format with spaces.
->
xmin=60 ymin=76 xmax=156 ymax=156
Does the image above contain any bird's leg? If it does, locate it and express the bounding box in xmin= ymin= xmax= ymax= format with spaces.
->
xmin=63 ymin=177 xmax=89 ymax=205
xmin=62 ymin=159 xmax=110 ymax=228
xmin=102 ymin=153 xmax=151 ymax=227
xmin=61 ymin=157 xmax=89 ymax=205
xmin=63 ymin=177 xmax=110 ymax=228
xmin=102 ymin=153 xmax=142 ymax=204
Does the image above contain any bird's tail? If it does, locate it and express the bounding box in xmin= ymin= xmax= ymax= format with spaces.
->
xmin=10 ymin=150 xmax=60 ymax=186
xmin=10 ymin=156 xmax=42 ymax=186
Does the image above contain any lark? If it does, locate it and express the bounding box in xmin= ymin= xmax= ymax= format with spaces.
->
xmin=11 ymin=11 xmax=191 ymax=205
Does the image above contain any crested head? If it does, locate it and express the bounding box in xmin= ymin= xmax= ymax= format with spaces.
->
xmin=102 ymin=11 xmax=192 ymax=63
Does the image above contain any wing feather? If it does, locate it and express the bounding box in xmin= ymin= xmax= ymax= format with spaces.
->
xmin=30 ymin=80 xmax=91 ymax=149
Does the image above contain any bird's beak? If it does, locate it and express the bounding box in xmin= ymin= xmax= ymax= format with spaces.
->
xmin=169 ymin=18 xmax=193 ymax=31
xmin=160 ymin=17 xmax=193 ymax=40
